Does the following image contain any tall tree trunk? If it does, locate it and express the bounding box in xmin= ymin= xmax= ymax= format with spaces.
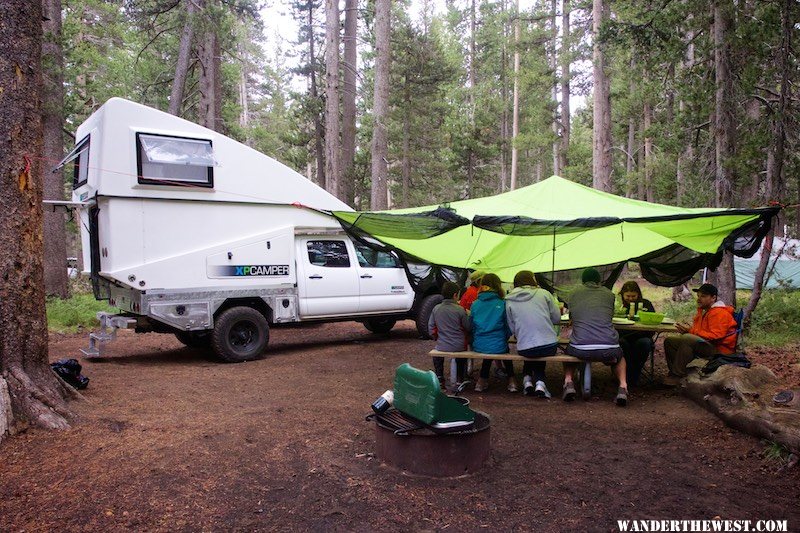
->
xmin=324 ymin=0 xmax=341 ymax=199
xmin=499 ymin=0 xmax=509 ymax=192
xmin=1 ymin=0 xmax=74 ymax=441
xmin=401 ymin=89 xmax=411 ymax=208
xmin=743 ymin=0 xmax=792 ymax=328
xmin=551 ymin=0 xmax=560 ymax=176
xmin=592 ymin=0 xmax=612 ymax=192
xmin=341 ymin=0 xmax=357 ymax=206
xmin=198 ymin=4 xmax=221 ymax=132
xmin=42 ymin=0 xmax=69 ymax=299
xmin=370 ymin=0 xmax=390 ymax=210
xmin=309 ymin=3 xmax=325 ymax=186
xmin=643 ymin=99 xmax=654 ymax=202
xmin=626 ymin=117 xmax=635 ymax=197
xmin=510 ymin=0 xmax=521 ymax=190
xmin=713 ymin=0 xmax=736 ymax=304
xmin=168 ymin=0 xmax=195 ymax=116
xmin=559 ymin=0 xmax=570 ymax=172
xmin=467 ymin=0 xmax=477 ymax=196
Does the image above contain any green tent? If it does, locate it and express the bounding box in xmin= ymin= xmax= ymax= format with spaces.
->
xmin=333 ymin=176 xmax=778 ymax=286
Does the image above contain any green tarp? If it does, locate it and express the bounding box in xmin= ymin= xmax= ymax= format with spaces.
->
xmin=333 ymin=176 xmax=778 ymax=286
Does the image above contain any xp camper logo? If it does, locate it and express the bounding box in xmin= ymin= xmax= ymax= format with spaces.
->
xmin=210 ymin=265 xmax=290 ymax=277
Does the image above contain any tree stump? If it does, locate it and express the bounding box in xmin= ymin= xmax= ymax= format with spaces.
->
xmin=684 ymin=364 xmax=800 ymax=454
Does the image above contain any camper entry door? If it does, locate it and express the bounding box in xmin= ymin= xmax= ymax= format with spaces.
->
xmin=296 ymin=237 xmax=360 ymax=317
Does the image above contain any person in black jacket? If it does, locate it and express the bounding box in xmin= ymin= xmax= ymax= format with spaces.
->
xmin=618 ymin=281 xmax=655 ymax=387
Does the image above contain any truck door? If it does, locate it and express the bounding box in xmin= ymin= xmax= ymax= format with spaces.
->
xmin=296 ymin=237 xmax=360 ymax=317
xmin=353 ymin=242 xmax=415 ymax=313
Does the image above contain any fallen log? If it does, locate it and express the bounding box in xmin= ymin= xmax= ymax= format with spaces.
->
xmin=683 ymin=364 xmax=800 ymax=455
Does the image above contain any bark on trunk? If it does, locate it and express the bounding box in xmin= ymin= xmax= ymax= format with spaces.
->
xmin=643 ymin=100 xmax=654 ymax=202
xmin=42 ymin=0 xmax=69 ymax=299
xmin=551 ymin=0 xmax=560 ymax=176
xmin=510 ymin=0 xmax=520 ymax=190
xmin=0 ymin=0 xmax=74 ymax=440
xmin=198 ymin=6 xmax=221 ymax=132
xmin=309 ymin=3 xmax=325 ymax=186
xmin=324 ymin=0 xmax=341 ymax=199
xmin=500 ymin=0 xmax=509 ymax=191
xmin=467 ymin=0 xmax=477 ymax=194
xmin=559 ymin=0 xmax=570 ymax=172
xmin=401 ymin=90 xmax=411 ymax=208
xmin=341 ymin=0 xmax=357 ymax=206
xmin=168 ymin=0 xmax=195 ymax=116
xmin=592 ymin=0 xmax=612 ymax=192
xmin=370 ymin=0 xmax=390 ymax=210
xmin=713 ymin=0 xmax=737 ymax=304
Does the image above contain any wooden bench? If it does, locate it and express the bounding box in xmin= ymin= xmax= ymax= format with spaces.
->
xmin=428 ymin=349 xmax=593 ymax=397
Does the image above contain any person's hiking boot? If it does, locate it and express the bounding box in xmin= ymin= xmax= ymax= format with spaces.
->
xmin=616 ymin=386 xmax=629 ymax=407
xmin=662 ymin=374 xmax=682 ymax=387
xmin=474 ymin=378 xmax=489 ymax=392
xmin=494 ymin=364 xmax=508 ymax=379
xmin=507 ymin=377 xmax=519 ymax=393
xmin=562 ymin=381 xmax=577 ymax=402
xmin=534 ymin=380 xmax=551 ymax=399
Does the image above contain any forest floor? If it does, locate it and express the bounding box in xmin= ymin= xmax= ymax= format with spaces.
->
xmin=1 ymin=321 xmax=799 ymax=531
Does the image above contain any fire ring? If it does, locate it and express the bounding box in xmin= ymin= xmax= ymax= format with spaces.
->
xmin=373 ymin=410 xmax=491 ymax=477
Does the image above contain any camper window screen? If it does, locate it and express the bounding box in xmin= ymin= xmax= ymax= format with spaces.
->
xmin=137 ymin=133 xmax=214 ymax=187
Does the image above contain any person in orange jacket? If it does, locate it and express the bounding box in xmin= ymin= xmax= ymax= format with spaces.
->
xmin=662 ymin=283 xmax=738 ymax=386
xmin=459 ymin=270 xmax=486 ymax=311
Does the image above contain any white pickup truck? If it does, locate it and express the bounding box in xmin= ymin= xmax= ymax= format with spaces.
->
xmin=55 ymin=99 xmax=446 ymax=362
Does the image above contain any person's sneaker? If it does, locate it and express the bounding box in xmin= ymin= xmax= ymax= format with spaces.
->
xmin=507 ymin=377 xmax=519 ymax=393
xmin=474 ymin=378 xmax=489 ymax=392
xmin=494 ymin=365 xmax=508 ymax=379
xmin=616 ymin=387 xmax=629 ymax=407
xmin=534 ymin=380 xmax=551 ymax=399
xmin=522 ymin=376 xmax=534 ymax=396
xmin=562 ymin=381 xmax=577 ymax=402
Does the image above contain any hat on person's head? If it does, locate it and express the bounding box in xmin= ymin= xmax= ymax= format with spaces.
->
xmin=693 ymin=283 xmax=719 ymax=297
xmin=581 ymin=267 xmax=602 ymax=284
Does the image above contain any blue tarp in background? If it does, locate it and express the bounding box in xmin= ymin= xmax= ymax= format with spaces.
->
xmin=735 ymin=259 xmax=800 ymax=289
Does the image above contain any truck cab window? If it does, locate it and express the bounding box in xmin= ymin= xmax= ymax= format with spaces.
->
xmin=307 ymin=240 xmax=350 ymax=268
xmin=136 ymin=133 xmax=214 ymax=187
xmin=354 ymin=244 xmax=400 ymax=268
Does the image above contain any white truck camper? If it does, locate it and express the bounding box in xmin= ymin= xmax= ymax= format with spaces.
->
xmin=60 ymin=98 xmax=444 ymax=362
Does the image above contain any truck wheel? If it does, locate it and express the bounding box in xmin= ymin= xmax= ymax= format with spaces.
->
xmin=174 ymin=331 xmax=212 ymax=349
xmin=363 ymin=318 xmax=397 ymax=334
xmin=211 ymin=306 xmax=269 ymax=363
xmin=415 ymin=294 xmax=443 ymax=339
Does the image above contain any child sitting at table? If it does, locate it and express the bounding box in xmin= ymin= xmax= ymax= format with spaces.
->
xmin=471 ymin=273 xmax=518 ymax=393
xmin=428 ymin=281 xmax=471 ymax=388
xmin=618 ymin=281 xmax=656 ymax=388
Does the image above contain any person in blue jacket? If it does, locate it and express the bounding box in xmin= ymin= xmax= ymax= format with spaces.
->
xmin=471 ymin=273 xmax=517 ymax=393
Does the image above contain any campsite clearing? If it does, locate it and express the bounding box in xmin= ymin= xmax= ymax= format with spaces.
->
xmin=1 ymin=321 xmax=798 ymax=530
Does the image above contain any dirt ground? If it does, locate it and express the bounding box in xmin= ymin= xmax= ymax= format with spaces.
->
xmin=1 ymin=321 xmax=799 ymax=531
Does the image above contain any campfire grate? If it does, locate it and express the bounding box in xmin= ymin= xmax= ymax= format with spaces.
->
xmin=366 ymin=408 xmax=476 ymax=436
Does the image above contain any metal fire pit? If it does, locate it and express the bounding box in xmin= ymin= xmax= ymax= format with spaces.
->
xmin=370 ymin=408 xmax=491 ymax=477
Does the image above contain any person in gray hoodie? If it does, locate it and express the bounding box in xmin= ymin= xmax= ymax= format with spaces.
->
xmin=428 ymin=281 xmax=471 ymax=387
xmin=505 ymin=270 xmax=563 ymax=398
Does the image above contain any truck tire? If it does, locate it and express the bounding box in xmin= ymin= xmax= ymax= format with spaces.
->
xmin=174 ymin=331 xmax=212 ymax=349
xmin=363 ymin=317 xmax=397 ymax=334
xmin=211 ymin=306 xmax=270 ymax=363
xmin=415 ymin=294 xmax=443 ymax=339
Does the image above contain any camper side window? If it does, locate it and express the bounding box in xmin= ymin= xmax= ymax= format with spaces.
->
xmin=136 ymin=133 xmax=214 ymax=187
xmin=307 ymin=241 xmax=350 ymax=268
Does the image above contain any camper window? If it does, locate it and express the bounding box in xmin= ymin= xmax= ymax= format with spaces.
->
xmin=136 ymin=133 xmax=214 ymax=187
xmin=354 ymin=243 xmax=400 ymax=268
xmin=307 ymin=241 xmax=351 ymax=268
xmin=55 ymin=135 xmax=90 ymax=188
